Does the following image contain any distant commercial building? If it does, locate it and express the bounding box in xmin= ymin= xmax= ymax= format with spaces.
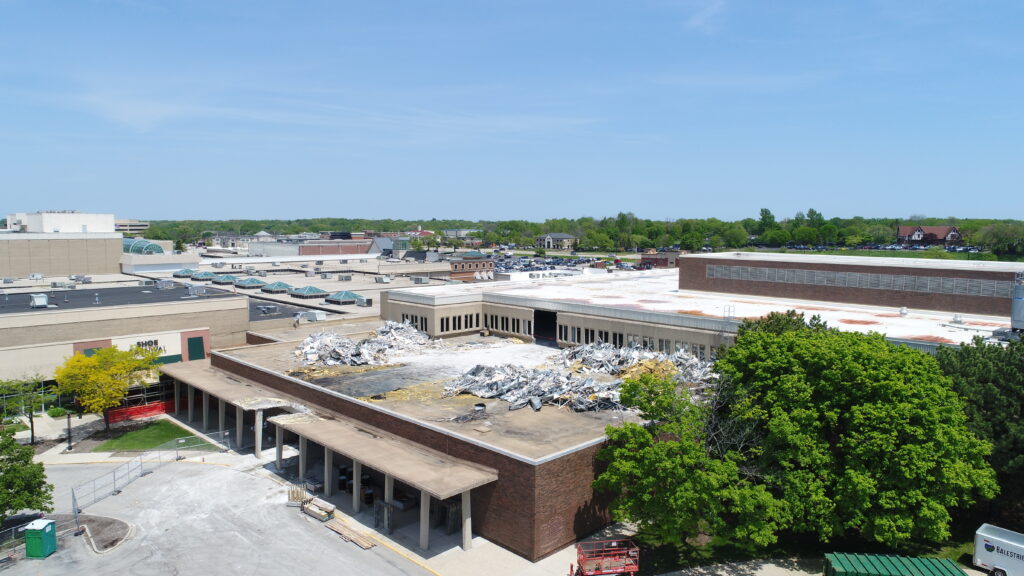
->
xmin=449 ymin=251 xmax=494 ymax=282
xmin=535 ymin=233 xmax=576 ymax=251
xmin=1 ymin=211 xmax=122 ymax=277
xmin=640 ymin=249 xmax=682 ymax=269
xmin=248 ymin=239 xmax=376 ymax=258
xmin=114 ymin=219 xmax=151 ymax=235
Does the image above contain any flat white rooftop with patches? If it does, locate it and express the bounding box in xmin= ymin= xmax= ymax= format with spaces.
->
xmin=386 ymin=269 xmax=1012 ymax=346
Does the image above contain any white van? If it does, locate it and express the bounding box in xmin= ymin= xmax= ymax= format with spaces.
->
xmin=975 ymin=523 xmax=1024 ymax=576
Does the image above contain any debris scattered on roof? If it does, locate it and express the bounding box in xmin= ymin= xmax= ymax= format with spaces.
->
xmin=443 ymin=342 xmax=718 ymax=412
xmin=296 ymin=321 xmax=430 ymax=366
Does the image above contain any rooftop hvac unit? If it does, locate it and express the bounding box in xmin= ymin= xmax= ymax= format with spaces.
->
xmin=320 ymin=273 xmax=330 ymax=279
xmin=188 ymin=285 xmax=207 ymax=296
xmin=374 ymin=276 xmax=391 ymax=284
xmin=28 ymin=273 xmax=44 ymax=280
xmin=212 ymin=262 xmax=225 ymax=268
xmin=338 ymin=275 xmax=352 ymax=281
xmin=412 ymin=277 xmax=429 ymax=284
xmin=272 ymin=261 xmax=281 ymax=266
xmin=2 ymin=278 xmax=13 ymax=284
xmin=230 ymin=264 xmax=241 ymax=269
xmin=29 ymin=293 xmax=48 ymax=308
xmin=156 ymin=280 xmax=175 ymax=290
xmin=314 ymin=267 xmax=322 ymax=273
xmin=139 ymin=280 xmax=155 ymax=287
xmin=360 ymin=259 xmax=367 ymax=263
xmin=257 ymin=271 xmax=268 ymax=277
xmin=315 ymin=260 xmax=324 ymax=266
xmin=81 ymin=276 xmax=92 ymax=283
xmin=257 ymin=305 xmax=279 ymax=315
xmin=245 ymin=266 xmax=256 ymax=272
xmin=357 ymin=297 xmax=373 ymax=307
xmin=305 ymin=271 xmax=315 ymax=277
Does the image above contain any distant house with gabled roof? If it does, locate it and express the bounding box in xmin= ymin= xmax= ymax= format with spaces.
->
xmin=896 ymin=225 xmax=962 ymax=246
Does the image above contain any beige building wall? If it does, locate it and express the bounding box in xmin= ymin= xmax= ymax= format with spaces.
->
xmin=0 ymin=237 xmax=122 ymax=277
xmin=381 ymin=292 xmax=731 ymax=355
xmin=0 ymin=297 xmax=250 ymax=351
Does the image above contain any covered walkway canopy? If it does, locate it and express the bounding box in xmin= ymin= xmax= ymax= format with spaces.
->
xmin=162 ymin=359 xmax=496 ymax=550
xmin=269 ymin=412 xmax=497 ymax=501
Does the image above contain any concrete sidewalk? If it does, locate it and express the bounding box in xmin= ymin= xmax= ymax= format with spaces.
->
xmin=15 ymin=410 xmax=104 ymax=443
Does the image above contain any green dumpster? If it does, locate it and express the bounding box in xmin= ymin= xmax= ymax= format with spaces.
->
xmin=824 ymin=553 xmax=966 ymax=576
xmin=24 ymin=519 xmax=57 ymax=559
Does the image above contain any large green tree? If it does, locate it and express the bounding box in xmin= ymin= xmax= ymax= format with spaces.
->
xmin=597 ymin=317 xmax=998 ymax=551
xmin=595 ymin=374 xmax=786 ymax=549
xmin=937 ymin=337 xmax=1024 ymax=523
xmin=0 ymin=428 xmax=53 ymax=524
xmin=54 ymin=346 xmax=161 ymax=430
xmin=715 ymin=326 xmax=997 ymax=546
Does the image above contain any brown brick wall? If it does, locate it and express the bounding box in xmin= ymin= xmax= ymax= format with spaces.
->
xmin=212 ymin=353 xmax=574 ymax=560
xmin=533 ymin=443 xmax=612 ymax=559
xmin=679 ymin=258 xmax=1014 ymax=316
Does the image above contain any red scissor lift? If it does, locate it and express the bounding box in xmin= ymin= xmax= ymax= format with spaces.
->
xmin=569 ymin=539 xmax=640 ymax=576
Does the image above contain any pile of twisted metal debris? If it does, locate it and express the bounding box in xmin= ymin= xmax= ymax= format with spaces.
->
xmin=444 ymin=342 xmax=717 ymax=412
xmin=295 ymin=321 xmax=430 ymax=366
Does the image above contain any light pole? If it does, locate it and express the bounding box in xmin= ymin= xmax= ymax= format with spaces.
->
xmin=66 ymin=412 xmax=72 ymax=451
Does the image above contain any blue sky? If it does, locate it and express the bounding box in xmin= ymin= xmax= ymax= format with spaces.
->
xmin=1 ymin=1 xmax=1022 ymax=222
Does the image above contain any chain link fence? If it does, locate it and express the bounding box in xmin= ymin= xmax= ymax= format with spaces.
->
xmin=71 ymin=430 xmax=230 ymax=514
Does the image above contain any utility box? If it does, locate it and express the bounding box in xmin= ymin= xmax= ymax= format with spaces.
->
xmin=24 ymin=519 xmax=57 ymax=559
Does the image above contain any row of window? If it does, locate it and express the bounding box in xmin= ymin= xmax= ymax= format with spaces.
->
xmin=556 ymin=325 xmax=710 ymax=359
xmin=453 ymin=262 xmax=493 ymax=270
xmin=400 ymin=314 xmax=428 ymax=332
xmin=439 ymin=313 xmax=481 ymax=333
xmin=706 ymin=264 xmax=1014 ymax=298
xmin=484 ymin=314 xmax=532 ymax=336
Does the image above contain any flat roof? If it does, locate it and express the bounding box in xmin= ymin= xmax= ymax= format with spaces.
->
xmin=161 ymin=360 xmax=299 ymax=411
xmin=0 ymin=283 xmax=242 ymax=316
xmin=221 ymin=338 xmax=639 ymax=462
xmin=388 ymin=269 xmax=1011 ymax=346
xmin=163 ymin=360 xmax=497 ymax=499
xmin=269 ymin=412 xmax=498 ymax=500
xmin=681 ymin=251 xmax=1024 ymax=273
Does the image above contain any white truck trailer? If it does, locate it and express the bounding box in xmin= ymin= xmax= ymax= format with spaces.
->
xmin=975 ymin=523 xmax=1024 ymax=576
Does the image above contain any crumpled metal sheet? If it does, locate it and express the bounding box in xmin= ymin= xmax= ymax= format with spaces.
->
xmin=295 ymin=320 xmax=430 ymax=366
xmin=444 ymin=343 xmax=718 ymax=412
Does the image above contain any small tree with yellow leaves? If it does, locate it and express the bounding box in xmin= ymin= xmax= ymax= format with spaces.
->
xmin=54 ymin=346 xmax=162 ymax=430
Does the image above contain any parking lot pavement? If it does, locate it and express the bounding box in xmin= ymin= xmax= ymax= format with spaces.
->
xmin=16 ymin=460 xmax=435 ymax=576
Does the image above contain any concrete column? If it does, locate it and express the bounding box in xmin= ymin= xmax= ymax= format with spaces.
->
xmin=173 ymin=380 xmax=180 ymax=417
xmin=352 ymin=461 xmax=362 ymax=514
xmin=218 ymin=399 xmax=225 ymax=433
xmin=324 ymin=449 xmax=334 ymax=497
xmin=235 ymin=406 xmax=244 ymax=450
xmin=419 ymin=489 xmax=431 ymax=550
xmin=202 ymin=392 xmax=210 ymax=431
xmin=275 ymin=425 xmax=283 ymax=471
xmin=254 ymin=409 xmax=263 ymax=458
xmin=461 ymin=490 xmax=472 ymax=550
xmin=298 ymin=436 xmax=308 ymax=481
xmin=384 ymin=474 xmax=394 ymax=504
xmin=186 ymin=385 xmax=194 ymax=423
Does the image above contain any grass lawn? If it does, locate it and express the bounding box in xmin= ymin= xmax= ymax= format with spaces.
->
xmin=92 ymin=420 xmax=197 ymax=452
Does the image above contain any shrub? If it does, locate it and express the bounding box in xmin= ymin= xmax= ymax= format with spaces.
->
xmin=46 ymin=406 xmax=68 ymax=418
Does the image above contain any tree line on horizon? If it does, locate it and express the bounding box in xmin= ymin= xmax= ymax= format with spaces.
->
xmin=143 ymin=209 xmax=1024 ymax=256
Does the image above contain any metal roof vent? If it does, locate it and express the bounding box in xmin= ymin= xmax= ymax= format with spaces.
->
xmin=93 ymin=293 xmax=100 ymax=305
xmin=1013 ymin=271 xmax=1024 ymax=332
xmin=30 ymin=293 xmax=48 ymax=308
xmin=951 ymin=314 xmax=964 ymax=324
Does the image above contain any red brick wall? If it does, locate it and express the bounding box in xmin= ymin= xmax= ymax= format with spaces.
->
xmin=246 ymin=332 xmax=279 ymax=345
xmin=209 ymin=353 xmax=602 ymax=560
xmin=298 ymin=243 xmax=371 ymax=255
xmin=679 ymin=257 xmax=1014 ymax=316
